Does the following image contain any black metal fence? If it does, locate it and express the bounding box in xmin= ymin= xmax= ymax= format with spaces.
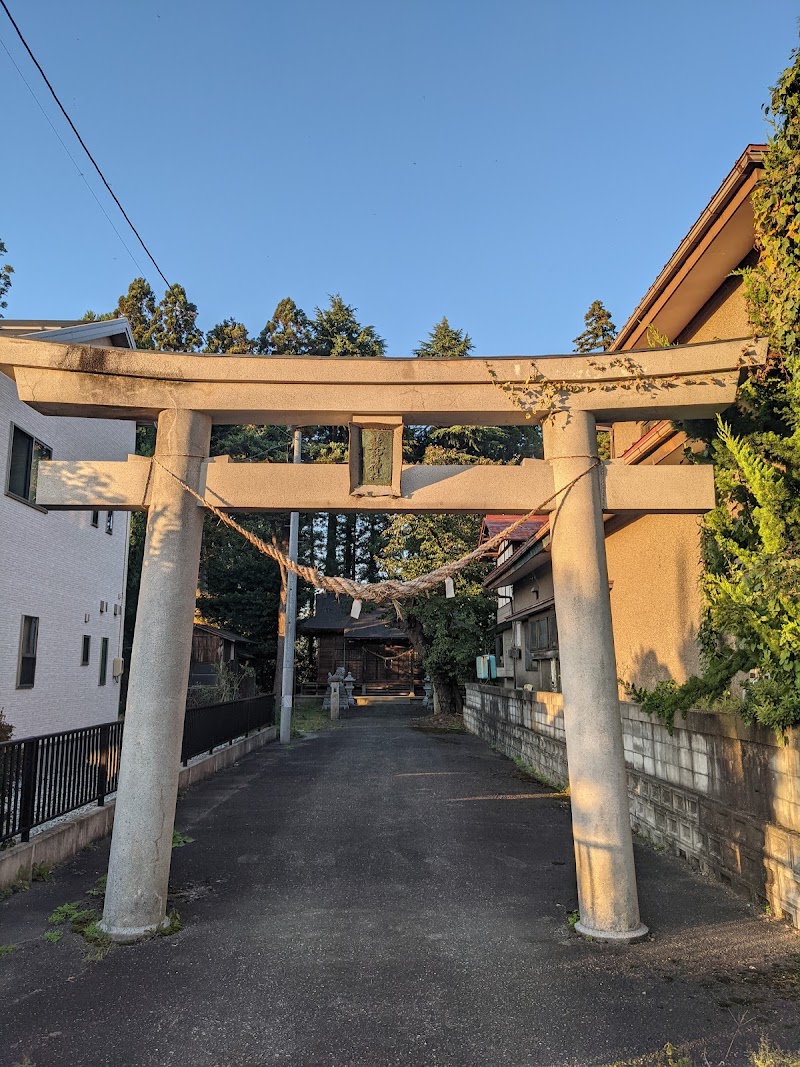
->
xmin=181 ymin=696 xmax=274 ymax=764
xmin=0 ymin=695 xmax=274 ymax=847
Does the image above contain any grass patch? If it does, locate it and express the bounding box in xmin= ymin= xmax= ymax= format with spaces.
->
xmin=47 ymin=901 xmax=111 ymax=959
xmin=0 ymin=943 xmax=16 ymax=958
xmin=172 ymin=830 xmax=194 ymax=848
xmin=605 ymin=1039 xmax=800 ymax=1067
xmin=68 ymin=907 xmax=99 ymax=934
xmin=42 ymin=929 xmax=62 ymax=945
xmin=292 ymin=704 xmax=342 ymax=736
xmin=11 ymin=873 xmax=30 ymax=893
xmin=750 ymin=1040 xmax=800 ymax=1067
xmin=86 ymin=874 xmax=107 ymax=898
xmin=47 ymin=902 xmax=84 ymax=925
xmin=567 ymin=909 xmax=580 ymax=929
xmin=81 ymin=920 xmax=112 ymax=961
xmin=159 ymin=909 xmax=183 ymax=936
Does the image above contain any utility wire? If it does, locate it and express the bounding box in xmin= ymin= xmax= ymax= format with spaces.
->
xmin=0 ymin=0 xmax=170 ymax=288
xmin=0 ymin=35 xmax=147 ymax=279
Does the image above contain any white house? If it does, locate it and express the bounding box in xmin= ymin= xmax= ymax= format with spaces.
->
xmin=0 ymin=318 xmax=136 ymax=739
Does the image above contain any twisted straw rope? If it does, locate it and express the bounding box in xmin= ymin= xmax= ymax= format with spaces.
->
xmin=151 ymin=456 xmax=600 ymax=611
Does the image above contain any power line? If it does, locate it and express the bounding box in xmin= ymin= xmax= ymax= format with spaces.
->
xmin=0 ymin=35 xmax=147 ymax=279
xmin=0 ymin=0 xmax=170 ymax=288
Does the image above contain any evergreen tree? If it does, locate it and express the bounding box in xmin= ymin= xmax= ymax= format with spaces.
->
xmin=204 ymin=318 xmax=253 ymax=354
xmin=414 ymin=316 xmax=472 ymax=359
xmin=701 ymin=41 xmax=800 ymax=732
xmin=412 ymin=317 xmax=540 ymax=464
xmin=310 ymin=294 xmax=386 ymax=358
xmin=256 ymin=297 xmax=313 ymax=355
xmin=198 ymin=515 xmax=286 ymax=683
xmin=117 ymin=278 xmax=158 ymax=349
xmin=377 ymin=512 xmax=494 ymax=716
xmin=0 ymin=239 xmax=13 ymax=317
xmin=151 ymin=283 xmax=203 ymax=352
xmin=82 ymin=278 xmax=158 ymax=348
xmin=572 ymin=299 xmax=616 ymax=353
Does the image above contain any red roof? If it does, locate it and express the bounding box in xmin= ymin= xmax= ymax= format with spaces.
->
xmin=479 ymin=514 xmax=547 ymax=551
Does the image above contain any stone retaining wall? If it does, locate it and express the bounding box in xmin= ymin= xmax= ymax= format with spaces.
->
xmin=465 ymin=683 xmax=800 ymax=929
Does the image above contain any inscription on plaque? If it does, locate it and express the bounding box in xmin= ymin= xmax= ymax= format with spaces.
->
xmin=360 ymin=428 xmax=394 ymax=486
xmin=349 ymin=416 xmax=403 ymax=497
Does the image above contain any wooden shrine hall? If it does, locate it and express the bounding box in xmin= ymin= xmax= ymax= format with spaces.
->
xmin=299 ymin=593 xmax=423 ymax=696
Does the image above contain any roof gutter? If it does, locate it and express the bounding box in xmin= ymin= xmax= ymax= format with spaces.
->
xmin=610 ymin=144 xmax=765 ymax=352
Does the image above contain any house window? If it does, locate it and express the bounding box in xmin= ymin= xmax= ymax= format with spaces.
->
xmin=525 ymin=609 xmax=560 ymax=692
xmin=105 ymin=511 xmax=114 ymax=535
xmin=81 ymin=635 xmax=91 ymax=666
xmin=17 ymin=615 xmax=39 ymax=688
xmin=99 ymin=637 xmax=109 ymax=686
xmin=91 ymin=511 xmax=99 ymax=528
xmin=6 ymin=425 xmax=52 ymax=507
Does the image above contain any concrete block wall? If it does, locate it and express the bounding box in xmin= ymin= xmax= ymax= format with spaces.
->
xmin=465 ymin=683 xmax=800 ymax=929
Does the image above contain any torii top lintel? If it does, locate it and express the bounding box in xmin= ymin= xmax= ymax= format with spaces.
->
xmin=0 ymin=335 xmax=766 ymax=426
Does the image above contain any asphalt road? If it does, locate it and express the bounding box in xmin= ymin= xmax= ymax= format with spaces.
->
xmin=1 ymin=707 xmax=799 ymax=1067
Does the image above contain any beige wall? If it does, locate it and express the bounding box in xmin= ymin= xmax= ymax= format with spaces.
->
xmin=606 ymin=514 xmax=703 ymax=689
xmin=677 ymin=268 xmax=752 ymax=345
xmin=600 ymin=248 xmax=752 ymax=687
xmin=499 ymin=514 xmax=703 ymax=693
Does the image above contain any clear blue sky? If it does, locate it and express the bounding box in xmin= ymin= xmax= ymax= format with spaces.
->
xmin=1 ymin=1 xmax=797 ymax=355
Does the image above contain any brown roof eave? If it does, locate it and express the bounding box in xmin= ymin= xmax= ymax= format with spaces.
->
xmin=610 ymin=145 xmax=765 ymax=352
xmin=484 ymin=534 xmax=551 ymax=591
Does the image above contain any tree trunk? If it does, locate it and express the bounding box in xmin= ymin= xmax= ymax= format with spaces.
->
xmin=431 ymin=671 xmax=462 ymax=717
xmin=364 ymin=516 xmax=384 ymax=583
xmin=325 ymin=513 xmax=338 ymax=575
xmin=344 ymin=514 xmax=356 ymax=579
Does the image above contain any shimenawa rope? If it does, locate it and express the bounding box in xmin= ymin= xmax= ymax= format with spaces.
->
xmin=150 ymin=455 xmax=600 ymax=612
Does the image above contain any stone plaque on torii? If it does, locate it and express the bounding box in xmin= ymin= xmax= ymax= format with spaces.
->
xmin=0 ymin=335 xmax=766 ymax=944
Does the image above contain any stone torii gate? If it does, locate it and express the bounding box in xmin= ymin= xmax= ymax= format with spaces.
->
xmin=0 ymin=335 xmax=765 ymax=944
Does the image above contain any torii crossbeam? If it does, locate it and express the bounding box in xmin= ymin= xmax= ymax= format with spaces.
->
xmin=0 ymin=335 xmax=766 ymax=944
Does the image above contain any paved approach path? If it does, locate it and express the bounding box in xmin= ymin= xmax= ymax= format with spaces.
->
xmin=2 ymin=707 xmax=799 ymax=1067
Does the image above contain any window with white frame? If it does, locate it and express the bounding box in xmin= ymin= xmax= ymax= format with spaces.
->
xmin=6 ymin=425 xmax=52 ymax=507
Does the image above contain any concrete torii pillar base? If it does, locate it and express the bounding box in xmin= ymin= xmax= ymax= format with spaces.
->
xmin=99 ymin=409 xmax=211 ymax=942
xmin=544 ymin=410 xmax=648 ymax=944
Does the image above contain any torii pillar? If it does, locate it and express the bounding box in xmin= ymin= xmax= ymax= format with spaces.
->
xmin=100 ymin=409 xmax=211 ymax=940
xmin=544 ymin=411 xmax=646 ymax=940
